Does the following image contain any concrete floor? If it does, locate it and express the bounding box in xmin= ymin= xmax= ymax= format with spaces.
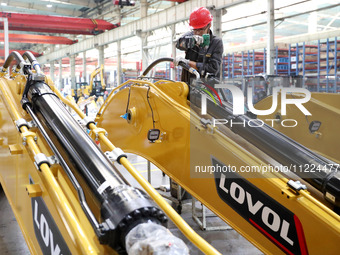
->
xmin=0 ymin=187 xmax=31 ymax=255
xmin=0 ymin=154 xmax=262 ymax=254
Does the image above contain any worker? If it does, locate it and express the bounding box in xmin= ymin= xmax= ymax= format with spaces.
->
xmin=103 ymin=90 xmax=109 ymax=100
xmin=174 ymin=7 xmax=224 ymax=84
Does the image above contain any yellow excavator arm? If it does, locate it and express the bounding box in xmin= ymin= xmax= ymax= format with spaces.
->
xmin=88 ymin=64 xmax=106 ymax=94
xmin=95 ymin=58 xmax=340 ymax=255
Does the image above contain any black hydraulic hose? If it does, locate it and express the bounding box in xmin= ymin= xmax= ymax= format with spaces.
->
xmin=190 ymin=90 xmax=340 ymax=207
xmin=2 ymin=51 xmax=27 ymax=70
xmin=141 ymin=57 xmax=174 ymax=77
xmin=26 ymin=81 xmax=167 ymax=250
xmin=25 ymin=104 xmax=100 ymax=231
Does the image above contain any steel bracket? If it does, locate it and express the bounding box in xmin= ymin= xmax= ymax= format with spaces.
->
xmin=93 ymin=127 xmax=108 ymax=141
xmin=21 ymin=130 xmax=37 ymax=145
xmin=34 ymin=153 xmax=59 ymax=171
xmin=15 ymin=118 xmax=29 ymax=132
xmin=104 ymin=148 xmax=127 ymax=164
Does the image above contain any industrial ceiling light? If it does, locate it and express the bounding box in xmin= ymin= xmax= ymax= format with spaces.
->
xmin=1 ymin=3 xmax=7 ymax=6
xmin=47 ymin=4 xmax=52 ymax=8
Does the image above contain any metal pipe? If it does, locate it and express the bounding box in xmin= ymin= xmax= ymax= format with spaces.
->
xmin=2 ymin=51 xmax=26 ymax=70
xmin=3 ymin=18 xmax=9 ymax=60
xmin=267 ymin=0 xmax=275 ymax=75
xmin=22 ymin=51 xmax=42 ymax=75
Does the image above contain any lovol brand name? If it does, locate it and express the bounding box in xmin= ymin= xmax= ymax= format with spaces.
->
xmin=219 ymin=174 xmax=293 ymax=245
xmin=212 ymin=157 xmax=308 ymax=255
xmin=32 ymin=197 xmax=71 ymax=255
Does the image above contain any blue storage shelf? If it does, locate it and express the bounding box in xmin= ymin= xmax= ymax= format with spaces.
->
xmin=223 ymin=37 xmax=340 ymax=93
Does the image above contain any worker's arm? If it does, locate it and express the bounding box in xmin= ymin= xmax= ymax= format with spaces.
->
xmin=176 ymin=31 xmax=195 ymax=51
xmin=188 ymin=60 xmax=198 ymax=70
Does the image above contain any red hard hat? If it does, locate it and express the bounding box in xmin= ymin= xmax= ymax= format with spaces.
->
xmin=189 ymin=7 xmax=213 ymax=29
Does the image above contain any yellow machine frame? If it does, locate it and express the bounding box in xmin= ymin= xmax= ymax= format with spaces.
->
xmin=95 ymin=79 xmax=340 ymax=255
xmin=0 ymin=71 xmax=220 ymax=254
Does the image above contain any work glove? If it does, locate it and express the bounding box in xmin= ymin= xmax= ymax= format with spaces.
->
xmin=177 ymin=33 xmax=197 ymax=50
xmin=174 ymin=57 xmax=189 ymax=66
xmin=193 ymin=35 xmax=204 ymax=46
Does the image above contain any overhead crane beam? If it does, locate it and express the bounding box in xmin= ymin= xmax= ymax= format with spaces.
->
xmin=38 ymin=0 xmax=246 ymax=64
xmin=0 ymin=34 xmax=77 ymax=45
xmin=0 ymin=12 xmax=119 ymax=35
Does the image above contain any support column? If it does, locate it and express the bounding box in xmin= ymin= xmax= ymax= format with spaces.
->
xmin=266 ymin=0 xmax=275 ymax=75
xmin=140 ymin=0 xmax=148 ymax=71
xmin=3 ymin=18 xmax=9 ymax=60
xmin=210 ymin=7 xmax=225 ymax=79
xmin=136 ymin=31 xmax=149 ymax=72
xmin=171 ymin=23 xmax=177 ymax=80
xmin=82 ymin=35 xmax=87 ymax=82
xmin=83 ymin=51 xmax=87 ymax=82
xmin=211 ymin=8 xmax=222 ymax=38
xmin=170 ymin=2 xmax=177 ymax=80
xmin=246 ymin=27 xmax=254 ymax=44
xmin=140 ymin=0 xmax=148 ymax=18
xmin=117 ymin=41 xmax=122 ymax=85
xmin=70 ymin=54 xmax=76 ymax=90
xmin=116 ymin=8 xmax=122 ymax=85
xmin=98 ymin=45 xmax=104 ymax=67
xmin=50 ymin=61 xmax=55 ymax=82
xmin=59 ymin=59 xmax=63 ymax=90
xmin=142 ymin=34 xmax=148 ymax=72
xmin=49 ymin=45 xmax=55 ymax=83
xmin=308 ymin=12 xmax=317 ymax=33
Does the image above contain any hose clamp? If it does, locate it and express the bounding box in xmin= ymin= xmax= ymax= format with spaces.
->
xmin=31 ymin=73 xmax=45 ymax=81
xmin=105 ymin=148 xmax=127 ymax=164
xmin=15 ymin=118 xmax=29 ymax=132
xmin=287 ymin=180 xmax=307 ymax=192
xmin=34 ymin=153 xmax=59 ymax=171
xmin=27 ymin=120 xmax=38 ymax=129
xmin=83 ymin=116 xmax=95 ymax=129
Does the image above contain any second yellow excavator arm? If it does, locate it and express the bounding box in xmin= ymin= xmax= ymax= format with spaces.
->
xmin=88 ymin=64 xmax=106 ymax=93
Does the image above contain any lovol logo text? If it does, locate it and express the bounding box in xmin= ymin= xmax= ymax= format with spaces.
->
xmin=219 ymin=174 xmax=293 ymax=245
xmin=34 ymin=200 xmax=63 ymax=255
xmin=212 ymin=157 xmax=308 ymax=255
xmin=31 ymin=196 xmax=71 ymax=255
